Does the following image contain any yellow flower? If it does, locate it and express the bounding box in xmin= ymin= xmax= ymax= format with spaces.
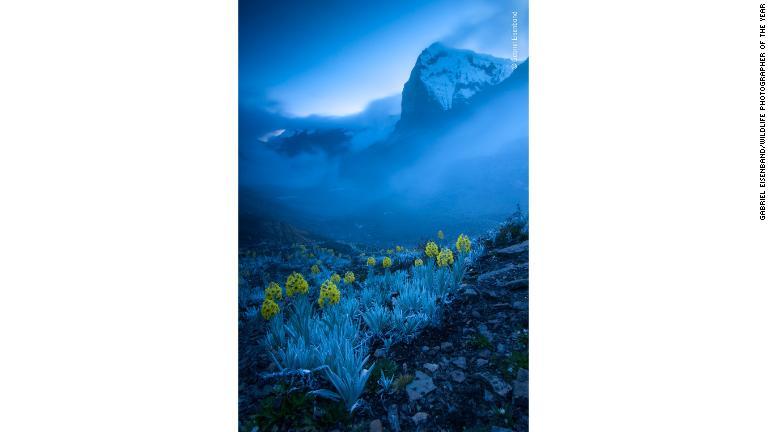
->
xmin=261 ymin=298 xmax=280 ymax=320
xmin=311 ymin=264 xmax=320 ymax=274
xmin=318 ymin=279 xmax=340 ymax=308
xmin=456 ymin=234 xmax=471 ymax=253
xmin=265 ymin=282 xmax=283 ymax=301
xmin=437 ymin=230 xmax=445 ymax=240
xmin=437 ymin=247 xmax=454 ymax=267
xmin=396 ymin=245 xmax=403 ymax=252
xmin=414 ymin=258 xmax=424 ymax=266
xmin=331 ymin=273 xmax=341 ymax=284
xmin=386 ymin=249 xmax=394 ymax=254
xmin=367 ymin=256 xmax=376 ymax=266
xmin=344 ymin=271 xmax=355 ymax=284
xmin=382 ymin=256 xmax=392 ymax=268
xmin=286 ymin=272 xmax=309 ymax=297
xmin=425 ymin=241 xmax=439 ymax=258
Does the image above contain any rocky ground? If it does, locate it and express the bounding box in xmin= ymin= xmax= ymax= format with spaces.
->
xmin=241 ymin=235 xmax=529 ymax=432
xmin=358 ymin=240 xmax=529 ymax=432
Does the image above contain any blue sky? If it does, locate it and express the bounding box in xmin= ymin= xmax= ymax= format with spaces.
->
xmin=240 ymin=0 xmax=528 ymax=117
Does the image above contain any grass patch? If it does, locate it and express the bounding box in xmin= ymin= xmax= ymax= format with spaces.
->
xmin=468 ymin=334 xmax=494 ymax=350
xmin=393 ymin=374 xmax=414 ymax=391
xmin=365 ymin=358 xmax=398 ymax=394
xmin=492 ymin=350 xmax=529 ymax=380
xmin=247 ymin=383 xmax=350 ymax=431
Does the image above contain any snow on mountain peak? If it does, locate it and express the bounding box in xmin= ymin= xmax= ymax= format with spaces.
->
xmin=411 ymin=43 xmax=516 ymax=110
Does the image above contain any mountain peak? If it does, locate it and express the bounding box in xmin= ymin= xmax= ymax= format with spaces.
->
xmin=400 ymin=43 xmax=517 ymax=125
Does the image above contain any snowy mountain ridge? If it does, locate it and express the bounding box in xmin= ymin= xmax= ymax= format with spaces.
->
xmin=408 ymin=42 xmax=516 ymax=111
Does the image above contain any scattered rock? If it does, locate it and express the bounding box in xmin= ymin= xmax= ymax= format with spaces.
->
xmin=450 ymin=370 xmax=466 ymax=383
xmin=421 ymin=346 xmax=430 ymax=352
xmin=495 ymin=241 xmax=528 ymax=256
xmin=472 ymin=310 xmax=482 ymax=319
xmin=411 ymin=412 xmax=429 ymax=424
xmin=451 ymin=357 xmax=467 ymax=369
xmin=476 ymin=358 xmax=489 ymax=367
xmin=513 ymin=300 xmax=527 ymax=310
xmin=478 ymin=372 xmax=513 ymax=396
xmin=369 ymin=419 xmax=383 ymax=432
xmin=478 ymin=349 xmax=491 ymax=359
xmin=516 ymin=368 xmax=529 ymax=382
xmin=503 ymin=278 xmax=529 ymax=290
xmin=478 ymin=324 xmax=494 ymax=341
xmin=514 ymin=368 xmax=529 ymax=399
xmin=406 ymin=371 xmax=436 ymax=401
xmin=496 ymin=343 xmax=506 ymax=353
xmin=423 ymin=363 xmax=439 ymax=373
xmin=484 ymin=389 xmax=495 ymax=402
xmin=440 ymin=342 xmax=453 ymax=351
xmin=477 ymin=260 xmax=529 ymax=290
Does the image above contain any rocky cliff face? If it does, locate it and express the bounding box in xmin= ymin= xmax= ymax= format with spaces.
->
xmin=399 ymin=42 xmax=518 ymax=126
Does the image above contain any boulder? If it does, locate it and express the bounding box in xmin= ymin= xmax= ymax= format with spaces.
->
xmin=406 ymin=371 xmax=436 ymax=401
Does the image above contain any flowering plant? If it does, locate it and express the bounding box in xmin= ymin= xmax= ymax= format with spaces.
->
xmin=437 ymin=247 xmax=454 ymax=267
xmin=456 ymin=234 xmax=471 ymax=253
xmin=318 ymin=279 xmax=341 ymax=307
xmin=286 ymin=272 xmax=309 ymax=296
xmin=261 ymin=298 xmax=280 ymax=320
xmin=344 ymin=271 xmax=355 ymax=284
xmin=425 ymin=241 xmax=439 ymax=258
xmin=265 ymin=281 xmax=283 ymax=301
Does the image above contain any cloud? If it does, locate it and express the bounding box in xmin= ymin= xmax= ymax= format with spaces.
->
xmin=439 ymin=0 xmax=528 ymax=60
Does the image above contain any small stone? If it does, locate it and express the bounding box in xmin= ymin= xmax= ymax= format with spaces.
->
xmin=421 ymin=346 xmax=430 ymax=352
xmin=450 ymin=370 xmax=466 ymax=382
xmin=478 ymin=372 xmax=513 ymax=396
xmin=406 ymin=371 xmax=436 ymax=401
xmin=478 ymin=349 xmax=491 ymax=359
xmin=496 ymin=343 xmax=506 ymax=353
xmin=476 ymin=358 xmax=489 ymax=367
xmin=423 ymin=363 xmax=439 ymax=373
xmin=516 ymin=368 xmax=529 ymax=382
xmin=484 ymin=389 xmax=495 ymax=402
xmin=370 ymin=419 xmax=383 ymax=432
xmin=451 ymin=357 xmax=467 ymax=369
xmin=478 ymin=324 xmax=494 ymax=341
xmin=514 ymin=368 xmax=529 ymax=399
xmin=471 ymin=310 xmax=481 ymax=319
xmin=412 ymin=412 xmax=429 ymax=424
xmin=514 ymin=379 xmax=529 ymax=399
xmin=464 ymin=287 xmax=478 ymax=296
xmin=512 ymin=301 xmax=527 ymax=310
xmin=491 ymin=427 xmax=514 ymax=432
xmin=440 ymin=342 xmax=454 ymax=351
